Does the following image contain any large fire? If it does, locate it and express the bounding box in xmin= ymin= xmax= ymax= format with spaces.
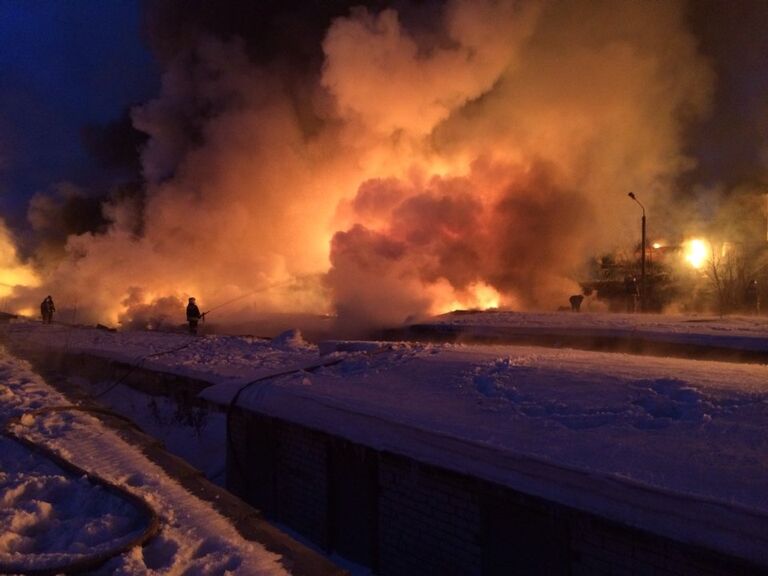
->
xmin=1 ymin=1 xmax=718 ymax=329
xmin=432 ymin=281 xmax=502 ymax=315
xmin=683 ymin=238 xmax=710 ymax=269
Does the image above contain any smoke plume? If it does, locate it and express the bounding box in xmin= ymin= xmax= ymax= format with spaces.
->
xmin=7 ymin=0 xmax=718 ymax=331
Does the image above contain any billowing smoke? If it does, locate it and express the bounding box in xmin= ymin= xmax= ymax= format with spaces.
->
xmin=322 ymin=0 xmax=710 ymax=328
xmin=7 ymin=0 xmax=718 ymax=331
xmin=328 ymin=160 xmax=594 ymax=329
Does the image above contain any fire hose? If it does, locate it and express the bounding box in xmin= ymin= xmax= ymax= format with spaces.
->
xmin=92 ymin=340 xmax=198 ymax=399
xmin=200 ymin=280 xmax=293 ymax=317
xmin=225 ymin=344 xmax=393 ymax=480
xmin=0 ymin=406 xmax=161 ymax=575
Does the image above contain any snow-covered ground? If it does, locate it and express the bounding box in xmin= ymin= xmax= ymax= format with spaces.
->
xmin=423 ymin=309 xmax=768 ymax=351
xmin=2 ymin=312 xmax=768 ymax=567
xmin=4 ymin=321 xmax=319 ymax=384
xmin=0 ymin=343 xmax=289 ymax=574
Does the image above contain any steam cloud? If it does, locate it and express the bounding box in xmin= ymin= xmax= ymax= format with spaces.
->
xmin=6 ymin=0 xmax=719 ymax=332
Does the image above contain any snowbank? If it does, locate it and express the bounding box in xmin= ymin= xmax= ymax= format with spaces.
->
xmin=0 ymin=344 xmax=288 ymax=574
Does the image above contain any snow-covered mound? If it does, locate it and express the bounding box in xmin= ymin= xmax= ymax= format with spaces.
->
xmin=0 ymin=346 xmax=288 ymax=574
xmin=0 ymin=437 xmax=149 ymax=573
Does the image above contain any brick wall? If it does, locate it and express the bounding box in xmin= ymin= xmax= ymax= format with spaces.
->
xmin=570 ymin=516 xmax=762 ymax=576
xmin=274 ymin=420 xmax=330 ymax=547
xmin=228 ymin=410 xmax=330 ymax=548
xmin=227 ymin=407 xmax=768 ymax=576
xmin=378 ymin=455 xmax=482 ymax=576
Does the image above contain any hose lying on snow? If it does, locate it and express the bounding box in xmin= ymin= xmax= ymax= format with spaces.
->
xmin=226 ymin=343 xmax=394 ymax=481
xmin=92 ymin=340 xmax=198 ymax=399
xmin=1 ymin=405 xmax=161 ymax=576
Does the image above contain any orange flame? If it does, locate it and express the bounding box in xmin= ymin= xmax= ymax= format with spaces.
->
xmin=431 ymin=281 xmax=501 ymax=314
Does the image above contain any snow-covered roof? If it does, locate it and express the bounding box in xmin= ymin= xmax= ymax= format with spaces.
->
xmin=415 ymin=310 xmax=768 ymax=352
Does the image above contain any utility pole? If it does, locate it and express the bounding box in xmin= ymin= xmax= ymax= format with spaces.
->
xmin=628 ymin=192 xmax=646 ymax=312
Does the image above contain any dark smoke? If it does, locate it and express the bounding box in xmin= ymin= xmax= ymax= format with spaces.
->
xmin=684 ymin=0 xmax=768 ymax=189
xmin=81 ymin=109 xmax=149 ymax=177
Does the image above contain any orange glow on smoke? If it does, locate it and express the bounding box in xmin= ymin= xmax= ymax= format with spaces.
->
xmin=0 ymin=270 xmax=40 ymax=297
xmin=0 ymin=224 xmax=41 ymax=301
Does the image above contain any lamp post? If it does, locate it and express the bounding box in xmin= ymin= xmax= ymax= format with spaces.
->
xmin=628 ymin=192 xmax=646 ymax=311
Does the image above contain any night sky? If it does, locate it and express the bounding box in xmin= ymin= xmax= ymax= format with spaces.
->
xmin=0 ymin=0 xmax=157 ymax=223
xmin=684 ymin=0 xmax=768 ymax=188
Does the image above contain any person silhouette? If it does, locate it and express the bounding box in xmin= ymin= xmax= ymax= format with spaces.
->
xmin=40 ymin=295 xmax=55 ymax=324
xmin=186 ymin=297 xmax=204 ymax=335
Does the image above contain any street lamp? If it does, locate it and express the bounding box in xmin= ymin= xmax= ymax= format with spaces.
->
xmin=627 ymin=192 xmax=646 ymax=311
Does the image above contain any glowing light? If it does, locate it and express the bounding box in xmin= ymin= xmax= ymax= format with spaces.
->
xmin=432 ymin=281 xmax=501 ymax=314
xmin=683 ymin=238 xmax=709 ymax=269
xmin=652 ymin=242 xmax=662 ymax=249
xmin=0 ymin=270 xmax=41 ymax=298
xmin=1 ymin=221 xmax=41 ymax=298
xmin=471 ymin=282 xmax=501 ymax=310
